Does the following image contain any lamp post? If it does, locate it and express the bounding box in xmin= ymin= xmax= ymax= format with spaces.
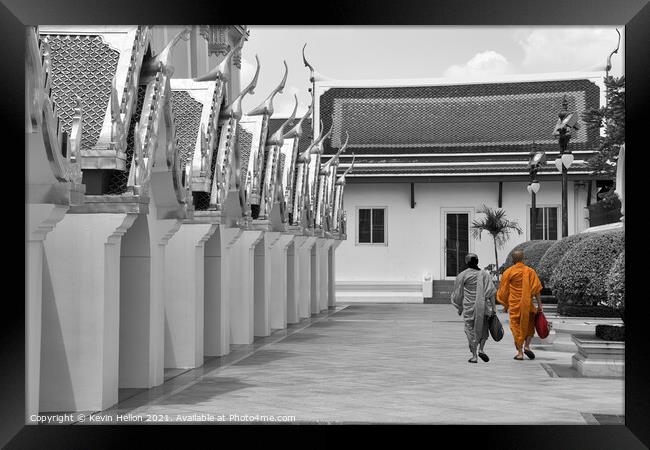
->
xmin=552 ymin=95 xmax=580 ymax=238
xmin=527 ymin=142 xmax=546 ymax=239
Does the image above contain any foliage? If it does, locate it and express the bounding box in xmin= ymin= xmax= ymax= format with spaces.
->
xmin=537 ymin=233 xmax=595 ymax=287
xmin=581 ymin=76 xmax=625 ymax=179
xmin=606 ymin=250 xmax=625 ymax=317
xmin=500 ymin=240 xmax=540 ymax=272
xmin=557 ymin=304 xmax=620 ymax=318
xmin=595 ymin=324 xmax=625 ymax=341
xmin=471 ymin=205 xmax=523 ymax=271
xmin=552 ymin=230 xmax=624 ymax=308
xmin=501 ymin=240 xmax=555 ymax=275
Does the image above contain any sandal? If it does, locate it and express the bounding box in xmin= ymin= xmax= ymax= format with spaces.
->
xmin=524 ymin=349 xmax=536 ymax=360
xmin=468 ymin=357 xmax=478 ymax=363
xmin=478 ymin=352 xmax=490 ymax=362
xmin=514 ymin=355 xmax=523 ymax=360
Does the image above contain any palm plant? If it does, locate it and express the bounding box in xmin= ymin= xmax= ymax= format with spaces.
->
xmin=471 ymin=205 xmax=523 ymax=279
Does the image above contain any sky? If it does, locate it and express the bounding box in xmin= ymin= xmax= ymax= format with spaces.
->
xmin=238 ymin=26 xmax=624 ymax=117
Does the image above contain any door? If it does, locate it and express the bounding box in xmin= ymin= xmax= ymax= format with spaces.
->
xmin=445 ymin=212 xmax=469 ymax=277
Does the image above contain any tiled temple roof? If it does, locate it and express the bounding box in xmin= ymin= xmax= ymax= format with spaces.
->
xmin=170 ymin=90 xmax=204 ymax=171
xmin=320 ymin=79 xmax=602 ymax=181
xmin=40 ymin=33 xmax=119 ymax=152
xmin=268 ymin=118 xmax=313 ymax=155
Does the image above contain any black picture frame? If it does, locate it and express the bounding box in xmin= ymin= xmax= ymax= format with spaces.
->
xmin=5 ymin=0 xmax=649 ymax=447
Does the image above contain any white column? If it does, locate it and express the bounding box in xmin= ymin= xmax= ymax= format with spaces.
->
xmin=316 ymin=238 xmax=332 ymax=312
xmin=230 ymin=230 xmax=263 ymax=345
xmin=40 ymin=213 xmax=137 ymax=412
xmin=329 ymin=240 xmax=343 ymax=307
xmin=255 ymin=232 xmax=280 ymax=337
xmin=164 ymin=223 xmax=217 ymax=369
xmin=269 ymin=234 xmax=296 ymax=330
xmin=286 ymin=239 xmax=298 ymax=324
xmin=297 ymin=237 xmax=317 ymax=318
xmin=204 ymin=226 xmax=242 ymax=357
xmin=289 ymin=236 xmax=308 ymax=322
xmin=147 ymin=218 xmax=181 ymax=387
xmin=25 ymin=204 xmax=68 ymax=421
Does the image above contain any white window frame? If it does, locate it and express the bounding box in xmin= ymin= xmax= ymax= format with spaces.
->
xmin=527 ymin=203 xmax=561 ymax=240
xmin=355 ymin=206 xmax=388 ymax=246
xmin=440 ymin=207 xmax=475 ymax=280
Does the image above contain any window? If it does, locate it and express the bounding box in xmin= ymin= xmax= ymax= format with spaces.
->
xmin=529 ymin=206 xmax=558 ymax=240
xmin=357 ymin=208 xmax=386 ymax=244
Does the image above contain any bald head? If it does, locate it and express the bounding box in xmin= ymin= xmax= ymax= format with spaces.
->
xmin=511 ymin=249 xmax=525 ymax=264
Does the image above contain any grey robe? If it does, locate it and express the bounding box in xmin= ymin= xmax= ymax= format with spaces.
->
xmin=451 ymin=268 xmax=497 ymax=353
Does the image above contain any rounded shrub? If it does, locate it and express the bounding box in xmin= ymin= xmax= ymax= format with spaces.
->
xmin=521 ymin=240 xmax=555 ymax=272
xmin=551 ymin=229 xmax=624 ymax=311
xmin=537 ymin=232 xmax=595 ymax=287
xmin=500 ymin=240 xmax=543 ymax=273
xmin=606 ymin=250 xmax=625 ymax=316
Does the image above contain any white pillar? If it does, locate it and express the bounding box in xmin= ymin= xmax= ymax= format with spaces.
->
xmin=164 ymin=223 xmax=217 ymax=369
xmin=25 ymin=204 xmax=68 ymax=421
xmin=329 ymin=240 xmax=343 ymax=307
xmin=286 ymin=239 xmax=298 ymax=324
xmin=297 ymin=237 xmax=317 ymax=318
xmin=289 ymin=236 xmax=308 ymax=322
xmin=269 ymin=234 xmax=295 ymax=330
xmin=204 ymin=226 xmax=242 ymax=357
xmin=146 ymin=217 xmax=181 ymax=387
xmin=316 ymin=238 xmax=332 ymax=312
xmin=230 ymin=230 xmax=263 ymax=345
xmin=40 ymin=213 xmax=137 ymax=412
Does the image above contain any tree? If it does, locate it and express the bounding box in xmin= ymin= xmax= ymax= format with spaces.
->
xmin=471 ymin=205 xmax=523 ymax=279
xmin=581 ymin=75 xmax=625 ymax=207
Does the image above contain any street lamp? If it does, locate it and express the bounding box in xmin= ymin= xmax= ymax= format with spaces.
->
xmin=527 ymin=142 xmax=546 ymax=239
xmin=552 ymin=95 xmax=580 ymax=237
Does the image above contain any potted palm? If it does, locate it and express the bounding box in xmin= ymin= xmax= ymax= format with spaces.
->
xmin=471 ymin=205 xmax=523 ymax=284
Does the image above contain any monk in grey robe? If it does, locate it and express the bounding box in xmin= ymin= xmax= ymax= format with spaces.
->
xmin=451 ymin=253 xmax=497 ymax=363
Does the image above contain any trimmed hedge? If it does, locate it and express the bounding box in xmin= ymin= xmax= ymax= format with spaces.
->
xmin=552 ymin=229 xmax=624 ymax=308
xmin=537 ymin=233 xmax=595 ymax=287
xmin=557 ymin=304 xmax=619 ymax=318
xmin=595 ymin=324 xmax=625 ymax=341
xmin=500 ymin=240 xmax=543 ymax=273
xmin=522 ymin=240 xmax=555 ymax=271
xmin=606 ymin=250 xmax=625 ymax=315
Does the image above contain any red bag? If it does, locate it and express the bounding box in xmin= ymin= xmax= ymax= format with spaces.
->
xmin=535 ymin=311 xmax=550 ymax=339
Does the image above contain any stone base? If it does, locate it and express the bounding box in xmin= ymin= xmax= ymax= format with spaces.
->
xmin=571 ymin=335 xmax=624 ymax=378
xmin=550 ymin=317 xmax=623 ymax=353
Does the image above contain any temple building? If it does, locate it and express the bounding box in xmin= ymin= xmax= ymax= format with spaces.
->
xmin=312 ymin=74 xmax=607 ymax=302
xmin=26 ymin=25 xmax=347 ymax=419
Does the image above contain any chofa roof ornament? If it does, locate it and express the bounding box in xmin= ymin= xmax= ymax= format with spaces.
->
xmin=308 ymin=122 xmax=332 ymax=155
xmin=268 ymin=94 xmax=298 ymax=145
xmin=323 ymin=131 xmax=349 ymax=169
xmin=248 ymin=60 xmax=288 ymax=116
xmin=193 ymin=36 xmax=244 ymax=82
xmin=337 ymin=153 xmax=355 ymax=185
xmin=142 ymin=27 xmax=191 ymax=77
xmin=221 ymin=54 xmax=260 ymax=120
xmin=284 ymin=103 xmax=312 ymax=139
xmin=302 ymin=42 xmax=334 ymax=83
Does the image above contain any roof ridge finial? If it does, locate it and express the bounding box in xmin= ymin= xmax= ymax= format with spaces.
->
xmin=248 ymin=60 xmax=288 ymax=116
xmin=193 ymin=41 xmax=238 ymax=82
xmin=222 ymin=54 xmax=260 ymax=120
xmin=605 ymin=28 xmax=621 ymax=78
xmin=268 ymin=94 xmax=298 ymax=144
xmin=143 ymin=27 xmax=191 ymax=76
xmin=284 ymin=103 xmax=312 ymax=139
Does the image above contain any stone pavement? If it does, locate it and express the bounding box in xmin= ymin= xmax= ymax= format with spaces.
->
xmin=92 ymin=304 xmax=623 ymax=424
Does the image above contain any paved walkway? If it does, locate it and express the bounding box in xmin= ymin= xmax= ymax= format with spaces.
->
xmin=96 ymin=304 xmax=623 ymax=424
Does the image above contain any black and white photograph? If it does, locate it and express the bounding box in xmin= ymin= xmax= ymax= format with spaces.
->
xmin=9 ymin=0 xmax=650 ymax=446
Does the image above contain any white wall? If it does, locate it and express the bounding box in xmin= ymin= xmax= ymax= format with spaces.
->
xmin=336 ymin=180 xmax=589 ymax=284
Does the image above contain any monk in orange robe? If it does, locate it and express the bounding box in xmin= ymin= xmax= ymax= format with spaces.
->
xmin=496 ymin=249 xmax=543 ymax=360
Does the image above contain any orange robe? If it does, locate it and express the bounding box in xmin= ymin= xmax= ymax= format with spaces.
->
xmin=496 ymin=262 xmax=542 ymax=348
